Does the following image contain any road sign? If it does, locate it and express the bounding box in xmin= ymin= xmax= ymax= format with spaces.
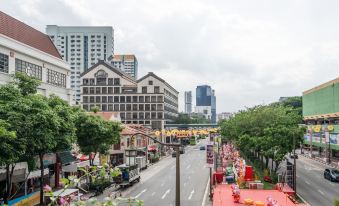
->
xmin=206 ymin=144 xmax=214 ymax=166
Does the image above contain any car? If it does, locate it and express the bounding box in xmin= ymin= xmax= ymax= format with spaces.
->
xmin=179 ymin=146 xmax=185 ymax=154
xmin=200 ymin=146 xmax=206 ymax=150
xmin=290 ymin=153 xmax=298 ymax=159
xmin=172 ymin=151 xmax=177 ymax=157
xmin=324 ymin=168 xmax=339 ymax=182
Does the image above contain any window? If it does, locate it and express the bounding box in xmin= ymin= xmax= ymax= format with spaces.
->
xmin=154 ymin=86 xmax=160 ymax=93
xmin=90 ymin=96 xmax=95 ymax=103
xmin=83 ymin=78 xmax=89 ymax=85
xmin=149 ymin=80 xmax=153 ymax=85
xmin=90 ymin=78 xmax=95 ymax=85
xmin=96 ymin=87 xmax=101 ymax=94
xmin=145 ymin=112 xmax=150 ymax=119
xmin=151 ymin=104 xmax=156 ymax=111
xmin=83 ymin=96 xmax=88 ymax=103
xmin=90 ymin=87 xmax=95 ymax=94
xmin=133 ymin=113 xmax=138 ymax=119
xmin=120 ymin=104 xmax=125 ymax=111
xmin=108 ymin=78 xmax=114 ymax=85
xmin=157 ymin=96 xmax=163 ymax=102
xmin=133 ymin=104 xmax=138 ymax=111
xmin=102 ymin=104 xmax=107 ymax=111
xmin=151 ymin=112 xmax=156 ymax=119
xmin=83 ymin=87 xmax=89 ymax=94
xmin=108 ymin=96 xmax=113 ymax=103
xmin=114 ymin=78 xmax=120 ymax=85
xmin=126 ymin=104 xmax=131 ymax=111
xmin=145 ymin=96 xmax=150 ymax=103
xmin=102 ymin=96 xmax=107 ymax=103
xmin=108 ymin=87 xmax=113 ymax=94
xmin=126 ymin=96 xmax=131 ymax=103
xmin=0 ymin=53 xmax=9 ymax=73
xmin=151 ymin=96 xmax=156 ymax=102
xmin=139 ymin=104 xmax=144 ymax=110
xmin=114 ymin=96 xmax=119 ymax=102
xmin=139 ymin=96 xmax=144 ymax=102
xmin=15 ymin=59 xmax=42 ymax=79
xmin=120 ymin=96 xmax=125 ymax=103
xmin=139 ymin=113 xmax=144 ymax=119
xmin=47 ymin=69 xmax=66 ymax=87
xmin=158 ymin=113 xmax=163 ymax=119
xmin=142 ymin=86 xmax=147 ymax=93
xmin=133 ymin=96 xmax=138 ymax=102
xmin=102 ymin=87 xmax=107 ymax=94
xmin=114 ymin=104 xmax=119 ymax=111
xmin=96 ymin=96 xmax=101 ymax=103
xmin=108 ymin=104 xmax=113 ymax=111
xmin=145 ymin=104 xmax=150 ymax=111
xmin=114 ymin=87 xmax=120 ymax=94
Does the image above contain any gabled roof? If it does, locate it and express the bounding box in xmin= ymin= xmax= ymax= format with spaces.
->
xmin=80 ymin=60 xmax=136 ymax=83
xmin=87 ymin=112 xmax=120 ymax=121
xmin=137 ymin=72 xmax=178 ymax=93
xmin=0 ymin=11 xmax=62 ymax=59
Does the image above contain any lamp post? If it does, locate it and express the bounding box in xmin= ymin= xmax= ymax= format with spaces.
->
xmin=131 ymin=132 xmax=181 ymax=206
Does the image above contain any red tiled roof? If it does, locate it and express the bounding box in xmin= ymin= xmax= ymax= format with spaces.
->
xmin=87 ymin=112 xmax=120 ymax=121
xmin=0 ymin=11 xmax=62 ymax=59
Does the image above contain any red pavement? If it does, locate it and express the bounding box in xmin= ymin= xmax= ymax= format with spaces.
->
xmin=213 ymin=184 xmax=308 ymax=206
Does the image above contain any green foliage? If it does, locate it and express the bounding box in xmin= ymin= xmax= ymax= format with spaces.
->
xmin=0 ymin=120 xmax=23 ymax=166
xmin=334 ymin=199 xmax=339 ymax=206
xmin=221 ymin=103 xmax=305 ymax=172
xmin=12 ymin=72 xmax=41 ymax=96
xmin=75 ymin=113 xmax=122 ymax=165
xmin=173 ymin=113 xmax=211 ymax=124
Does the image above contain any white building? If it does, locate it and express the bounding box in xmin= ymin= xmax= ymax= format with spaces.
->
xmin=0 ymin=11 xmax=73 ymax=104
xmin=184 ymin=91 xmax=192 ymax=114
xmin=195 ymin=106 xmax=212 ymax=121
xmin=217 ymin=112 xmax=233 ymax=122
xmin=110 ymin=54 xmax=138 ymax=79
xmin=80 ymin=61 xmax=178 ymax=129
xmin=46 ymin=25 xmax=114 ymax=102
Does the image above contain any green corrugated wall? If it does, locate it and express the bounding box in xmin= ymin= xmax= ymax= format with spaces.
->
xmin=303 ymin=82 xmax=339 ymax=116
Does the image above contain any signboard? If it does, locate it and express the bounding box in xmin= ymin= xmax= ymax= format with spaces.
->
xmin=206 ymin=144 xmax=214 ymax=166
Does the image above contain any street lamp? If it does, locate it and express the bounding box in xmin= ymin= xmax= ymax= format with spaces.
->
xmin=131 ymin=132 xmax=181 ymax=206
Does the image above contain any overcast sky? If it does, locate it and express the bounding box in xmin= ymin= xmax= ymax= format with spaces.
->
xmin=2 ymin=0 xmax=339 ymax=113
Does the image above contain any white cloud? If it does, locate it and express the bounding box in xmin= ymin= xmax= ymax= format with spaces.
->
xmin=2 ymin=0 xmax=339 ymax=112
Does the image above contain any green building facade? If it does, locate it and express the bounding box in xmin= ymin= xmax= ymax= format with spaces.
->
xmin=302 ymin=78 xmax=339 ymax=156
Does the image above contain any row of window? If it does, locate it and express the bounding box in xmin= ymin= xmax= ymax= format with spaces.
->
xmin=15 ymin=59 xmax=42 ymax=80
xmin=0 ymin=53 xmax=9 ymax=73
xmin=141 ymin=86 xmax=160 ymax=93
xmin=82 ymin=101 xmax=163 ymax=111
xmin=83 ymin=78 xmax=120 ymax=86
xmin=82 ymin=94 xmax=164 ymax=103
xmin=47 ymin=69 xmax=67 ymax=88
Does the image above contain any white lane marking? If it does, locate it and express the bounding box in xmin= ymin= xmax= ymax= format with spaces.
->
xmin=201 ymin=176 xmax=210 ymax=206
xmin=188 ymin=189 xmax=195 ymax=200
xmin=151 ymin=192 xmax=156 ymax=196
xmin=161 ymin=182 xmax=165 ymax=187
xmin=186 ymin=164 xmax=191 ymax=169
xmin=135 ymin=189 xmax=147 ymax=198
xmin=318 ymin=189 xmax=324 ymax=195
xmin=305 ymin=181 xmax=310 ymax=185
xmin=161 ymin=189 xmax=170 ymax=199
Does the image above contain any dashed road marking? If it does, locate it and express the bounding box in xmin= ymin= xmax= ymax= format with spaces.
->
xmin=151 ymin=192 xmax=156 ymax=196
xmin=135 ymin=189 xmax=147 ymax=198
xmin=188 ymin=189 xmax=195 ymax=200
xmin=305 ymin=181 xmax=310 ymax=185
xmin=318 ymin=189 xmax=324 ymax=195
xmin=162 ymin=189 xmax=170 ymax=199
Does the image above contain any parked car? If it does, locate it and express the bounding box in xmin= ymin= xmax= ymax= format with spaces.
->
xmin=290 ymin=153 xmax=298 ymax=159
xmin=324 ymin=168 xmax=339 ymax=182
xmin=172 ymin=151 xmax=177 ymax=157
xmin=180 ymin=146 xmax=185 ymax=154
xmin=200 ymin=146 xmax=206 ymax=150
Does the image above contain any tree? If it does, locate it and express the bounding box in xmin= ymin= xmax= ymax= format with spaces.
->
xmin=0 ymin=120 xmax=25 ymax=203
xmin=76 ymin=113 xmax=121 ymax=165
xmin=0 ymin=73 xmax=76 ymax=205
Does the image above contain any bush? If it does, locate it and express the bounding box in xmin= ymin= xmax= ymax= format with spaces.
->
xmin=89 ymin=179 xmax=112 ymax=193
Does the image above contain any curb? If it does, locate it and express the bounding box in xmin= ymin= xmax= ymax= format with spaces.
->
xmin=300 ymin=154 xmax=339 ymax=169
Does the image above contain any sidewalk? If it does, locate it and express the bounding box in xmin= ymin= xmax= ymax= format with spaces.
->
xmin=298 ymin=150 xmax=339 ymax=169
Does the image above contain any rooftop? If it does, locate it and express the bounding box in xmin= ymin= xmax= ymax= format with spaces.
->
xmin=0 ymin=11 xmax=62 ymax=59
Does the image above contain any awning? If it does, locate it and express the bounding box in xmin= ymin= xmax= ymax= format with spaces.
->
xmin=58 ymin=151 xmax=76 ymax=165
xmin=27 ymin=169 xmax=49 ymax=179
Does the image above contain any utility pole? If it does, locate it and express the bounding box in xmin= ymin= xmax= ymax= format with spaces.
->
xmin=293 ymin=135 xmax=297 ymax=193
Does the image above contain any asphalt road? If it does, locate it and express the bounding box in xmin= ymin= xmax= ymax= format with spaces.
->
xmin=293 ymin=155 xmax=339 ymax=206
xmin=121 ymin=139 xmax=210 ymax=206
